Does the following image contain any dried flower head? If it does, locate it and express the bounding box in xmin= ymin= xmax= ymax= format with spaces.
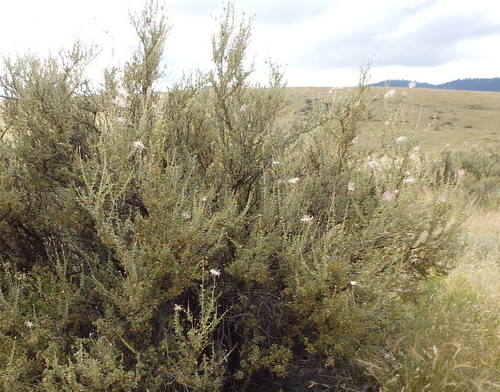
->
xmin=174 ymin=304 xmax=183 ymax=312
xmin=209 ymin=269 xmax=221 ymax=277
xmin=300 ymin=215 xmax=314 ymax=223
xmin=437 ymin=195 xmax=447 ymax=204
xmin=133 ymin=141 xmax=145 ymax=150
xmin=382 ymin=191 xmax=396 ymax=201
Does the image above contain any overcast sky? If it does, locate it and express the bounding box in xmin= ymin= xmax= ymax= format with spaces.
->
xmin=1 ymin=0 xmax=499 ymax=87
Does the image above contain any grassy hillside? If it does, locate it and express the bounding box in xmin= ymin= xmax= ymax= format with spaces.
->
xmin=283 ymin=86 xmax=500 ymax=152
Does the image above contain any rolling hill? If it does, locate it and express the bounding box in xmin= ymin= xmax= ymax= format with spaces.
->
xmin=370 ymin=78 xmax=500 ymax=92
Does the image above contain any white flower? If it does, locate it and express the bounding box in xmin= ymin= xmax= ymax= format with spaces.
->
xmin=174 ymin=304 xmax=183 ymax=312
xmin=133 ymin=141 xmax=145 ymax=150
xmin=347 ymin=181 xmax=356 ymax=192
xmin=117 ymin=117 xmax=127 ymax=124
xmin=383 ymin=352 xmax=395 ymax=360
xmin=288 ymin=177 xmax=300 ymax=185
xmin=413 ymin=145 xmax=421 ymax=152
xmin=367 ymin=159 xmax=380 ymax=169
xmin=350 ymin=281 xmax=358 ymax=286
xmin=271 ymin=160 xmax=280 ymax=166
xmin=408 ymin=81 xmax=417 ymax=89
xmin=457 ymin=168 xmax=466 ymax=177
xmin=395 ymin=136 xmax=408 ymax=143
xmin=437 ymin=195 xmax=447 ymax=204
xmin=382 ymin=191 xmax=396 ymax=202
xmin=24 ymin=320 xmax=34 ymax=328
xmin=181 ymin=211 xmax=192 ymax=220
xmin=384 ymin=89 xmax=396 ymax=100
xmin=201 ymin=196 xmax=208 ymax=202
xmin=300 ymin=214 xmax=314 ymax=223
xmin=403 ymin=177 xmax=416 ymax=184
xmin=209 ymin=268 xmax=221 ymax=277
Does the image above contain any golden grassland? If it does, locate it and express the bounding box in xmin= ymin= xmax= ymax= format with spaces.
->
xmin=283 ymin=86 xmax=500 ymax=152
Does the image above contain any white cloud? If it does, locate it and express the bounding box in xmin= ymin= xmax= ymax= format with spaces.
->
xmin=0 ymin=0 xmax=498 ymax=87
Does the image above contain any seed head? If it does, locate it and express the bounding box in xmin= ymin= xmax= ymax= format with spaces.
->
xmin=133 ymin=141 xmax=145 ymax=150
xmin=209 ymin=269 xmax=221 ymax=277
xmin=300 ymin=215 xmax=314 ymax=223
xmin=382 ymin=191 xmax=396 ymax=201
xmin=437 ymin=195 xmax=447 ymax=204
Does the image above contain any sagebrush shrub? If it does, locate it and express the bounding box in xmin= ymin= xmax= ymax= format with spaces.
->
xmin=0 ymin=2 xmax=470 ymax=391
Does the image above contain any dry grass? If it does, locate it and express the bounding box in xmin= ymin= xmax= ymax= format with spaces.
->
xmin=282 ymin=86 xmax=500 ymax=152
xmin=362 ymin=206 xmax=500 ymax=391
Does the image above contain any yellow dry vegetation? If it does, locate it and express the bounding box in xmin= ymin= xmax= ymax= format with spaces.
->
xmin=283 ymin=86 xmax=500 ymax=152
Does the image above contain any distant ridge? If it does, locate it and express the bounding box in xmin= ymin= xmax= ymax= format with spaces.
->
xmin=370 ymin=78 xmax=500 ymax=92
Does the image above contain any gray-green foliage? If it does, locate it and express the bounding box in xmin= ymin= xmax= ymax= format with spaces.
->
xmin=0 ymin=2 xmax=470 ymax=391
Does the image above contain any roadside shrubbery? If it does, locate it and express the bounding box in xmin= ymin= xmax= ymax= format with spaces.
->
xmin=0 ymin=2 xmax=488 ymax=391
